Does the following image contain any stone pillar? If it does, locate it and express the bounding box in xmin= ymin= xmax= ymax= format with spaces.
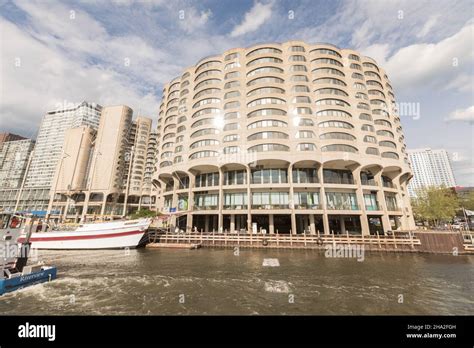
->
xmin=187 ymin=173 xmax=195 ymax=232
xmin=309 ymin=214 xmax=316 ymax=234
xmin=288 ymin=164 xmax=296 ymax=234
xmin=100 ymin=193 xmax=107 ymax=217
xmin=246 ymin=166 xmax=252 ymax=234
xmin=353 ymin=167 xmax=370 ymax=235
xmin=230 ymin=214 xmax=235 ymax=233
xmin=218 ymin=167 xmax=224 ymax=233
xmin=319 ymin=165 xmax=330 ymax=234
xmin=170 ymin=177 xmax=178 ymax=228
xmin=204 ymin=215 xmax=209 ymax=232
xmin=375 ymin=172 xmax=391 ymax=233
xmin=269 ymin=214 xmax=274 ymax=234
xmin=81 ymin=191 xmax=91 ymax=222
xmin=339 ymin=216 xmax=346 ymax=234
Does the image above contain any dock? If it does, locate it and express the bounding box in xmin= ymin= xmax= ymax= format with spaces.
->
xmin=146 ymin=242 xmax=201 ymax=250
xmin=146 ymin=229 xmax=474 ymax=254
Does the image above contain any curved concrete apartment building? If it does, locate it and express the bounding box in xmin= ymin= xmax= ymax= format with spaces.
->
xmin=154 ymin=41 xmax=415 ymax=235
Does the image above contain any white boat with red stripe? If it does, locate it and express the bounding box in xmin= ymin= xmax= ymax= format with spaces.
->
xmin=18 ymin=219 xmax=151 ymax=250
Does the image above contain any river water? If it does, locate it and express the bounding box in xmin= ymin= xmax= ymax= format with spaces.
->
xmin=1 ymin=248 xmax=473 ymax=315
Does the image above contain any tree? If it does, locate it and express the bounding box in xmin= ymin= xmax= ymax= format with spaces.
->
xmin=129 ymin=209 xmax=160 ymax=220
xmin=411 ymin=186 xmax=459 ymax=227
xmin=459 ymin=191 xmax=474 ymax=211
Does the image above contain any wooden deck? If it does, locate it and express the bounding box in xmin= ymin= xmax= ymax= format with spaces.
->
xmin=147 ymin=230 xmax=423 ymax=252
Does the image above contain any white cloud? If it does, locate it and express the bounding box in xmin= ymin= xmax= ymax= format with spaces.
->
xmin=230 ymin=1 xmax=273 ymax=37
xmin=417 ymin=15 xmax=440 ymax=38
xmin=179 ymin=8 xmax=213 ymax=33
xmin=446 ymin=106 xmax=474 ymax=123
xmin=358 ymin=43 xmax=390 ymax=65
xmin=384 ymin=23 xmax=474 ymax=92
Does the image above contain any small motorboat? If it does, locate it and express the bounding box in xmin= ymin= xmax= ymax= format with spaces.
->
xmin=1 ymin=212 xmax=57 ymax=295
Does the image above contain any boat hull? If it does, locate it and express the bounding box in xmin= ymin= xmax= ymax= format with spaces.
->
xmin=18 ymin=219 xmax=150 ymax=250
xmin=0 ymin=266 xmax=57 ymax=295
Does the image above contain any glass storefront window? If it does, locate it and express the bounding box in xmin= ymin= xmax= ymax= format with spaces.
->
xmin=325 ymin=192 xmax=358 ymax=210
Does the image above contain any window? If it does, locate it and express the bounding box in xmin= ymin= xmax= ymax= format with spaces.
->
xmin=224 ymin=61 xmax=240 ymax=70
xmin=319 ymin=120 xmax=353 ymax=129
xmin=315 ymin=88 xmax=348 ymax=96
xmin=364 ymin=135 xmax=377 ymax=143
xmin=348 ymin=54 xmax=360 ymax=61
xmin=190 ymin=139 xmax=219 ymax=148
xmin=310 ymin=48 xmax=342 ymax=58
xmin=297 ymin=143 xmax=316 ymax=151
xmin=224 ymin=91 xmax=240 ymax=99
xmin=247 ymin=76 xmax=284 ymax=86
xmin=247 ymin=87 xmax=285 ymax=97
xmin=290 ymin=65 xmax=307 ymax=72
xmin=192 ymin=108 xmax=220 ymax=119
xmin=325 ymin=192 xmax=358 ymax=210
xmin=366 ymin=147 xmax=379 ymax=155
xmin=191 ymin=128 xmax=219 ymax=138
xmin=225 ymin=71 xmax=240 ymax=79
xmin=248 ymin=144 xmax=290 ymax=152
xmin=379 ymin=141 xmax=396 ymax=148
xmin=252 ymin=192 xmax=289 ymax=208
xmin=296 ymin=130 xmax=314 ymax=138
xmin=247 ymin=131 xmax=288 ymax=140
xmin=290 ymin=46 xmax=305 ymax=52
xmin=312 ymin=58 xmax=343 ymax=67
xmin=320 ymin=132 xmax=355 ymax=141
xmin=289 ymin=55 xmax=306 ymax=61
xmin=246 ymin=47 xmax=282 ymax=57
xmin=316 ymin=110 xmax=352 ymax=118
xmin=291 ymin=75 xmax=309 ymax=82
xmin=195 ymin=60 xmax=221 ymax=73
xmin=377 ymin=130 xmax=394 ymax=138
xmin=194 ymin=193 xmax=219 ymax=209
xmin=375 ymin=119 xmax=392 ymax=127
xmin=361 ymin=124 xmax=375 ymax=132
xmin=194 ymin=88 xmax=220 ymax=99
xmin=223 ymin=123 xmax=239 ymax=131
xmin=193 ymin=98 xmax=220 ymax=109
xmin=350 ymin=63 xmax=361 ymax=70
xmin=189 ymin=150 xmax=219 ymax=160
xmin=224 ymin=192 xmax=248 ymax=209
xmin=248 ymin=119 xmax=287 ymax=129
xmin=313 ymin=77 xmax=346 ymax=86
xmin=293 ymin=168 xmax=318 ymax=183
xmin=224 ymin=52 xmax=239 ymax=61
xmin=312 ymin=67 xmax=344 ymax=76
xmin=247 ymin=66 xmax=283 ymax=77
xmin=224 ymin=111 xmax=239 ymax=120
xmin=294 ymin=192 xmax=320 ymax=208
xmin=296 ymin=118 xmax=314 ymax=126
xmin=195 ymin=69 xmax=220 ymax=81
xmin=385 ymin=194 xmax=399 ymax=210
xmin=224 ymin=170 xmax=247 ymax=185
xmin=251 ymin=168 xmax=288 ymax=184
xmin=315 ymin=98 xmax=350 ymax=107
xmin=382 ymin=151 xmax=399 ymax=159
xmin=223 ymin=134 xmax=239 ymax=142
xmin=224 ymin=80 xmax=240 ymax=89
xmin=321 ymin=144 xmax=358 ymax=153
xmin=195 ymin=78 xmax=221 ymax=90
xmin=292 ymin=96 xmax=311 ymax=103
xmin=223 ymin=146 xmax=240 ymax=154
xmin=223 ymin=101 xmax=240 ymax=109
xmin=247 ymin=57 xmax=283 ymax=66
xmin=247 ymin=98 xmax=285 ymax=108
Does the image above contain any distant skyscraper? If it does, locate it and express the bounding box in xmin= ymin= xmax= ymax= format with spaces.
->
xmin=25 ymin=101 xmax=102 ymax=189
xmin=0 ymin=138 xmax=35 ymax=189
xmin=0 ymin=132 xmax=26 ymax=145
xmin=407 ymin=148 xmax=457 ymax=196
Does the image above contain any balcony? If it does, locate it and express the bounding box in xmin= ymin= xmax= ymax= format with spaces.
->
xmin=383 ymin=181 xmax=395 ymax=189
xmin=294 ymin=204 xmax=322 ymax=210
xmin=361 ymin=179 xmax=377 ymax=186
xmin=326 ymin=203 xmax=360 ymax=210
xmin=365 ymin=204 xmax=380 ymax=211
xmin=223 ymin=205 xmax=248 ymax=210
xmin=193 ymin=205 xmax=218 ymax=211
xmin=324 ymin=177 xmax=355 ymax=185
xmin=251 ymin=204 xmax=290 ymax=210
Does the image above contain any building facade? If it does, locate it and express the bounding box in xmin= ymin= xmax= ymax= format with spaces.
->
xmin=0 ymin=137 xmax=35 ymax=212
xmin=154 ymin=41 xmax=415 ymax=235
xmin=0 ymin=138 xmax=35 ymax=189
xmin=407 ymin=148 xmax=457 ymax=196
xmin=48 ymin=106 xmax=158 ymax=222
xmin=0 ymin=132 xmax=26 ymax=145
xmin=25 ymin=101 xmax=102 ymax=189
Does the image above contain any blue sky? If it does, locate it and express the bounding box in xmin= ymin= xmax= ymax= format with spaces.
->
xmin=0 ymin=0 xmax=473 ymax=185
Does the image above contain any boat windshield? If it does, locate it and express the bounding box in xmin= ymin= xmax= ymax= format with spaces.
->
xmin=0 ymin=214 xmax=22 ymax=229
